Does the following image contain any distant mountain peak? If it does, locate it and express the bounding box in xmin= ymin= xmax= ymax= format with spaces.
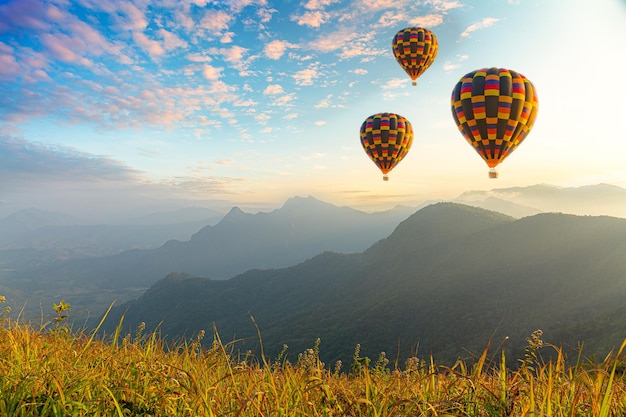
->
xmin=227 ymin=206 xmax=245 ymax=215
xmin=282 ymin=195 xmax=324 ymax=208
xmin=215 ymin=206 xmax=249 ymax=224
xmin=3 ymin=207 xmax=81 ymax=228
xmin=455 ymin=183 xmax=626 ymax=218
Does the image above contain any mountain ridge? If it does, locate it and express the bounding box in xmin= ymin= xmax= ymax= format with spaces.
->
xmin=8 ymin=196 xmax=417 ymax=289
xmin=101 ymin=203 xmax=626 ymax=367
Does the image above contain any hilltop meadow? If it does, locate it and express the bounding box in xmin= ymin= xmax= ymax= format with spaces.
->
xmin=1 ymin=297 xmax=626 ymax=416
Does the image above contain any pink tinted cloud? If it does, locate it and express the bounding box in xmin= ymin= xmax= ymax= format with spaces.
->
xmin=40 ymin=33 xmax=93 ymax=66
xmin=203 ymin=64 xmax=222 ymax=81
xmin=133 ymin=32 xmax=165 ymax=57
xmin=264 ymin=40 xmax=295 ymax=60
xmin=159 ymin=29 xmax=188 ymax=50
xmin=117 ymin=2 xmax=148 ymax=31
xmin=304 ymin=0 xmax=337 ymax=8
xmin=294 ymin=10 xmax=328 ymax=27
xmin=199 ymin=10 xmax=232 ymax=35
xmin=0 ymin=0 xmax=50 ymax=33
xmin=0 ymin=43 xmax=20 ymax=78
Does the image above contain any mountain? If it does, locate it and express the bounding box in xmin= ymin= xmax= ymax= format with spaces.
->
xmin=100 ymin=203 xmax=626 ymax=367
xmin=455 ymin=183 xmax=626 ymax=218
xmin=0 ymin=206 xmax=225 ymax=277
xmin=8 ymin=196 xmax=417 ymax=290
xmin=452 ymin=196 xmax=541 ymax=218
xmin=127 ymin=207 xmax=224 ymax=225
xmin=0 ymin=208 xmax=82 ymax=244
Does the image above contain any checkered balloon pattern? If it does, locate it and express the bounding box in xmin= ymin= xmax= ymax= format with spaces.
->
xmin=360 ymin=113 xmax=413 ymax=180
xmin=392 ymin=27 xmax=438 ymax=85
xmin=451 ymin=67 xmax=538 ymax=172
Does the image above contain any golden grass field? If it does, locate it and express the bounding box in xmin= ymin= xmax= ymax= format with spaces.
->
xmin=1 ymin=297 xmax=625 ymax=416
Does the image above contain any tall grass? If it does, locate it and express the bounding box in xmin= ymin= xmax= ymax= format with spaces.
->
xmin=1 ymin=296 xmax=625 ymax=416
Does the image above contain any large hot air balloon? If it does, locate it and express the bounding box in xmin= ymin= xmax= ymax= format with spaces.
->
xmin=360 ymin=112 xmax=413 ymax=181
xmin=450 ymin=67 xmax=538 ymax=178
xmin=392 ymin=27 xmax=438 ymax=86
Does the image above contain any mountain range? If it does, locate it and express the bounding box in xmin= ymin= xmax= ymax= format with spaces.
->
xmin=100 ymin=203 xmax=626 ymax=367
xmin=1 ymin=197 xmax=417 ymax=322
xmin=454 ymin=183 xmax=626 ymax=218
xmin=7 ymin=196 xmax=415 ymax=289
xmin=3 ymin=183 xmax=626 ymax=353
xmin=0 ymin=207 xmax=225 ymax=257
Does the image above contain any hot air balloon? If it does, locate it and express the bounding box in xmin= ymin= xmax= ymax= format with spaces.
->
xmin=450 ymin=67 xmax=538 ymax=178
xmin=360 ymin=112 xmax=413 ymax=181
xmin=392 ymin=27 xmax=438 ymax=86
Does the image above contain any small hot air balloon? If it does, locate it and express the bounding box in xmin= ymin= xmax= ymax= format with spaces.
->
xmin=392 ymin=27 xmax=438 ymax=86
xmin=450 ymin=67 xmax=538 ymax=178
xmin=360 ymin=112 xmax=413 ymax=181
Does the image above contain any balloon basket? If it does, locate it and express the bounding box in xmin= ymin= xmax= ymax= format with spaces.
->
xmin=411 ymin=80 xmax=417 ymax=86
xmin=383 ymin=175 xmax=389 ymax=181
xmin=488 ymin=169 xmax=498 ymax=179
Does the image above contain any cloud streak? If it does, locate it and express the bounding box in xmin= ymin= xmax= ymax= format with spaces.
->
xmin=0 ymin=136 xmax=143 ymax=183
xmin=460 ymin=17 xmax=501 ymax=38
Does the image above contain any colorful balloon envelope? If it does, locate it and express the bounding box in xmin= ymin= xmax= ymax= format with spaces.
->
xmin=450 ymin=67 xmax=538 ymax=178
xmin=392 ymin=27 xmax=438 ymax=86
xmin=360 ymin=112 xmax=413 ymax=181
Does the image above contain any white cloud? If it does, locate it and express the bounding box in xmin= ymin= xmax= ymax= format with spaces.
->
xmin=308 ymin=31 xmax=349 ymax=53
xmin=263 ymin=84 xmax=284 ymax=95
xmin=234 ymin=99 xmax=257 ymax=107
xmin=0 ymin=44 xmax=21 ymax=79
xmin=304 ymin=0 xmax=341 ymax=9
xmin=41 ymin=33 xmax=94 ymax=66
xmin=409 ymin=13 xmax=444 ymax=27
xmin=255 ymin=113 xmax=271 ymax=123
xmin=443 ymin=62 xmax=460 ymax=72
xmin=264 ymin=40 xmax=295 ymax=59
xmin=353 ymin=0 xmax=396 ymax=11
xmin=293 ymin=11 xmax=329 ymax=27
xmin=226 ymin=0 xmax=265 ymax=13
xmin=221 ymin=45 xmax=248 ymax=63
xmin=186 ymin=53 xmax=212 ymax=62
xmin=272 ymin=93 xmax=296 ymax=106
xmin=116 ymin=2 xmax=148 ymax=31
xmin=133 ymin=32 xmax=165 ymax=57
xmin=158 ymin=29 xmax=188 ymax=50
xmin=377 ymin=11 xmax=407 ymax=27
xmin=426 ymin=0 xmax=463 ymax=12
xmin=203 ymin=64 xmax=222 ymax=80
xmin=199 ymin=10 xmax=232 ymax=35
xmin=382 ymin=78 xmax=410 ymax=90
xmin=444 ymin=54 xmax=468 ymax=72
xmin=293 ymin=68 xmax=319 ymax=86
xmin=0 ymin=136 xmax=142 ymax=182
xmin=315 ymin=95 xmax=332 ymax=108
xmin=221 ymin=32 xmax=234 ymax=43
xmin=460 ymin=17 xmax=501 ymax=38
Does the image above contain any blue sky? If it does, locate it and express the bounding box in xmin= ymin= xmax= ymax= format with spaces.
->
xmin=1 ymin=0 xmax=626 ymax=220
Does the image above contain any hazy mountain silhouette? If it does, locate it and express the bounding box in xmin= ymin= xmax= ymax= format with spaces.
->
xmin=101 ymin=203 xmax=626 ymax=367
xmin=455 ymin=183 xmax=626 ymax=218
xmin=9 ymin=196 xmax=416 ymax=290
xmin=0 ymin=207 xmax=225 ymax=279
xmin=0 ymin=208 xmax=82 ymax=241
xmin=125 ymin=207 xmax=224 ymax=226
xmin=0 ymin=207 xmax=223 ymax=254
